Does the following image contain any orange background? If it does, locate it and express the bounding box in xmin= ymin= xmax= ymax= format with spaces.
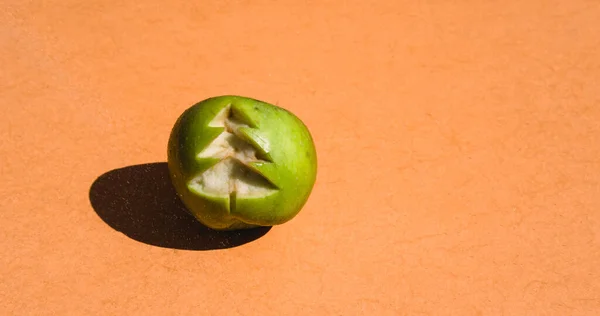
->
xmin=2 ymin=1 xmax=600 ymax=315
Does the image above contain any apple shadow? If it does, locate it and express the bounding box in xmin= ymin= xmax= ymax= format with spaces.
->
xmin=88 ymin=162 xmax=271 ymax=250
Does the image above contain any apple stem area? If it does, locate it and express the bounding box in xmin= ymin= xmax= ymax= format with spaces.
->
xmin=188 ymin=104 xmax=277 ymax=208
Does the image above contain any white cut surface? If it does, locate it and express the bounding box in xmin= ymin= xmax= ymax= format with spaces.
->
xmin=189 ymin=104 xmax=275 ymax=198
xmin=196 ymin=131 xmax=257 ymax=161
xmin=190 ymin=158 xmax=274 ymax=197
xmin=207 ymin=106 xmax=229 ymax=127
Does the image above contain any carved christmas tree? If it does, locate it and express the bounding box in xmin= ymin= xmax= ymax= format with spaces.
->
xmin=187 ymin=104 xmax=278 ymax=213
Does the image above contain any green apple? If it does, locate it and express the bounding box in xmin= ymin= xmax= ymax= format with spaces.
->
xmin=167 ymin=95 xmax=318 ymax=230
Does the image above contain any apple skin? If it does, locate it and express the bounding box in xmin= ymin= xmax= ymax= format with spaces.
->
xmin=167 ymin=95 xmax=318 ymax=230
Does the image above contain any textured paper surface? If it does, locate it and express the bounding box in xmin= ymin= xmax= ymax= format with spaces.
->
xmin=2 ymin=1 xmax=599 ymax=315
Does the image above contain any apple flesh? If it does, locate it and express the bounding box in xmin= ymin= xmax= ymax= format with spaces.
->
xmin=167 ymin=95 xmax=317 ymax=230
